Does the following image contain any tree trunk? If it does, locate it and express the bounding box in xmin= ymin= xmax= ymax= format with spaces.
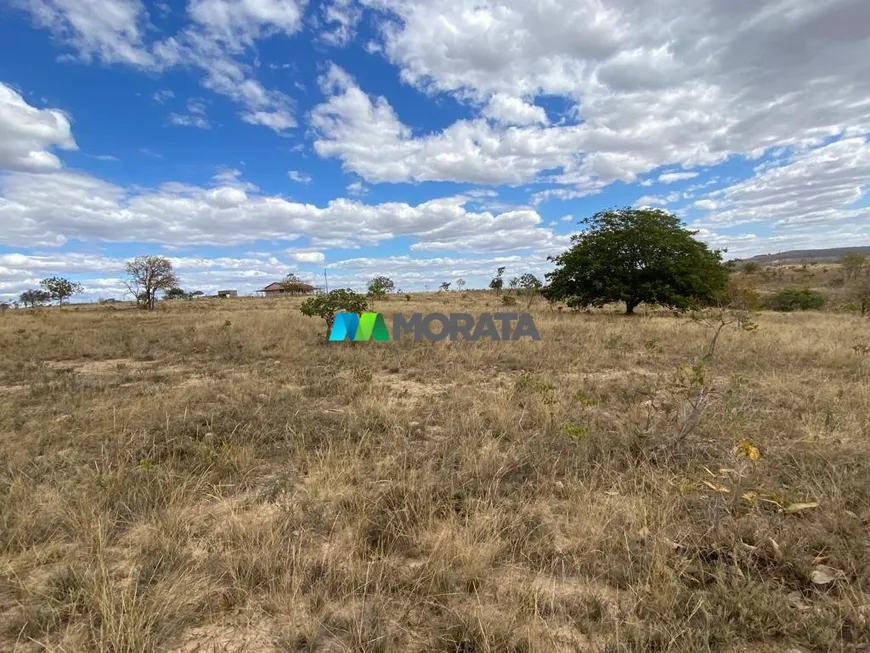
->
xmin=625 ymin=299 xmax=640 ymax=315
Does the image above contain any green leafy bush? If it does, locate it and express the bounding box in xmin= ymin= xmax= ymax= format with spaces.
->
xmin=762 ymin=288 xmax=825 ymax=312
xmin=300 ymin=289 xmax=370 ymax=338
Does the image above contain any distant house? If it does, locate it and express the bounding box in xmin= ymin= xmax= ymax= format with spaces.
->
xmin=260 ymin=281 xmax=317 ymax=297
xmin=217 ymin=289 xmax=238 ymax=298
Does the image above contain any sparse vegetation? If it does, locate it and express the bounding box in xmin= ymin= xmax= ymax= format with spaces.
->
xmin=18 ymin=288 xmax=51 ymax=307
xmin=1 ymin=292 xmax=868 ymax=652
xmin=280 ymin=273 xmax=315 ymax=295
xmin=489 ymin=266 xmax=506 ymax=295
xmin=840 ymin=252 xmax=867 ymax=281
xmin=849 ymin=280 xmax=870 ymax=317
xmin=516 ymin=273 xmax=543 ymax=308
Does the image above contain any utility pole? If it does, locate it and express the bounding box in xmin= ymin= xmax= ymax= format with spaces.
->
xmin=323 ymin=269 xmax=329 ymax=294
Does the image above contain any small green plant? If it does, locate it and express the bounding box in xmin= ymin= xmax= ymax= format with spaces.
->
xmin=604 ymin=334 xmax=629 ymax=352
xmin=670 ymin=361 xmax=715 ymax=445
xmin=644 ymin=338 xmax=662 ymax=353
xmin=690 ymin=307 xmax=758 ymax=360
xmin=636 ymin=356 xmax=721 ymax=447
xmin=352 ymin=367 xmax=373 ymax=383
xmin=573 ymin=390 xmax=598 ymax=406
xmin=560 ymin=423 xmax=589 ymax=441
xmin=762 ymin=288 xmax=825 ymax=312
xmin=516 ymin=372 xmax=557 ymax=404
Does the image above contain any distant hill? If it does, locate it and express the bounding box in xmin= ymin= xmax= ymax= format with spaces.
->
xmin=739 ymin=246 xmax=870 ymax=264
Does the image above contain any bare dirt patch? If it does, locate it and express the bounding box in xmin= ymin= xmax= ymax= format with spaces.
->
xmin=374 ymin=375 xmax=452 ymax=408
xmin=166 ymin=617 xmax=282 ymax=653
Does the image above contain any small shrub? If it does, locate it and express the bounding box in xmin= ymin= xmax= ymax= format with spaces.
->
xmin=560 ymin=423 xmax=589 ymax=441
xmin=725 ymin=277 xmax=761 ymax=311
xmin=762 ymin=288 xmax=825 ymax=312
xmin=644 ymin=338 xmax=662 ymax=353
xmin=300 ymin=289 xmax=369 ymax=338
xmin=501 ymin=295 xmax=517 ymax=306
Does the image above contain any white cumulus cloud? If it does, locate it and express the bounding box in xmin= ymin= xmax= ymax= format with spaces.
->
xmin=0 ymin=83 xmax=77 ymax=170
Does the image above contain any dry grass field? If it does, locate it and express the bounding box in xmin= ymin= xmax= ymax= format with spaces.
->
xmin=1 ymin=293 xmax=869 ymax=652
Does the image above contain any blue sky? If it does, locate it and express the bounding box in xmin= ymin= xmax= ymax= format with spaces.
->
xmin=1 ymin=0 xmax=869 ymax=301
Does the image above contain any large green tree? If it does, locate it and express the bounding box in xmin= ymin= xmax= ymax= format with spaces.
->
xmin=546 ymin=207 xmax=729 ymax=315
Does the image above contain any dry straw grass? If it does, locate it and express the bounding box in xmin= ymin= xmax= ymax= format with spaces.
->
xmin=1 ymin=293 xmax=869 ymax=652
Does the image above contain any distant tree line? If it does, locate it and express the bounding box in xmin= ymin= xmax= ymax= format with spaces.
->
xmin=18 ymin=276 xmax=84 ymax=307
xmin=8 ymin=216 xmax=863 ymax=318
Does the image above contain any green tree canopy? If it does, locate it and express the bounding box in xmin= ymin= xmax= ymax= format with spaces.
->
xmin=300 ymin=289 xmax=370 ymax=338
xmin=546 ymin=207 xmax=729 ymax=314
xmin=516 ymin=273 xmax=543 ymax=307
xmin=367 ymin=275 xmax=395 ymax=297
xmin=517 ymin=273 xmax=542 ymax=293
xmin=762 ymin=288 xmax=825 ymax=312
xmin=164 ymin=287 xmax=188 ymax=300
xmin=39 ymin=276 xmax=83 ymax=306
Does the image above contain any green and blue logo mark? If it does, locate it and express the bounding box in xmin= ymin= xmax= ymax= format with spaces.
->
xmin=329 ymin=312 xmax=540 ymax=342
xmin=329 ymin=312 xmax=390 ymax=341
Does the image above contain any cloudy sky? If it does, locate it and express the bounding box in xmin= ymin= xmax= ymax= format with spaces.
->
xmin=1 ymin=0 xmax=869 ymax=301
